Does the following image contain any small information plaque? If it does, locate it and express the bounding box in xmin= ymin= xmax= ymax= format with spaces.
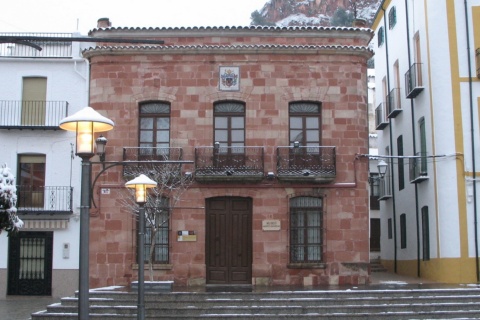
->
xmin=177 ymin=230 xmax=197 ymax=242
xmin=262 ymin=219 xmax=281 ymax=231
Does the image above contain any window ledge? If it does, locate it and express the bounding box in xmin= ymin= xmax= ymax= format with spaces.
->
xmin=287 ymin=263 xmax=326 ymax=269
xmin=132 ymin=264 xmax=173 ymax=270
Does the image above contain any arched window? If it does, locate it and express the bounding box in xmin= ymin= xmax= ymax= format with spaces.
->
xmin=139 ymin=101 xmax=170 ymax=157
xmin=289 ymin=101 xmax=321 ymax=147
xmin=213 ymin=101 xmax=245 ymax=148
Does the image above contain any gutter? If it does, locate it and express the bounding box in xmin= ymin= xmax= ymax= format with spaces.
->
xmin=404 ymin=0 xmax=422 ymax=279
xmin=463 ymin=0 xmax=480 ymax=282
xmin=382 ymin=5 xmax=398 ymax=273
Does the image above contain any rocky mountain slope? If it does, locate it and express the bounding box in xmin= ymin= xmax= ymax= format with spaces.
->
xmin=254 ymin=0 xmax=381 ymax=27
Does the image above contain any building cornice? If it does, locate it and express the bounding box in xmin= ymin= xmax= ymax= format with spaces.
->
xmin=82 ymin=44 xmax=373 ymax=60
xmin=88 ymin=25 xmax=374 ymax=43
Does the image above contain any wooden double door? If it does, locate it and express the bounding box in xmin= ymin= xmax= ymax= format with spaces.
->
xmin=206 ymin=197 xmax=252 ymax=284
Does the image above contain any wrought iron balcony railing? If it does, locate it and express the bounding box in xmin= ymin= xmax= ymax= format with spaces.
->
xmin=409 ymin=152 xmax=429 ymax=183
xmin=276 ymin=146 xmax=336 ymax=183
xmin=375 ymin=102 xmax=389 ymax=130
xmin=122 ymin=147 xmax=183 ymax=177
xmin=0 ymin=100 xmax=69 ymax=129
xmin=405 ymin=63 xmax=424 ymax=99
xmin=194 ymin=146 xmax=264 ymax=182
xmin=0 ymin=33 xmax=73 ymax=58
xmin=387 ymin=88 xmax=402 ymax=118
xmin=16 ymin=186 xmax=73 ymax=214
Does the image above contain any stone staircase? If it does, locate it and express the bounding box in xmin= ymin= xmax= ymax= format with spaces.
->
xmin=31 ymin=286 xmax=480 ymax=319
xmin=370 ymin=259 xmax=388 ymax=272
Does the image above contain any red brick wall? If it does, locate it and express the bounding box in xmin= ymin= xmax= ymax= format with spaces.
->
xmin=87 ymin=27 xmax=371 ymax=288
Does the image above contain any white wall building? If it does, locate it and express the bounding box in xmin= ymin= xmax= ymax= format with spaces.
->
xmin=0 ymin=33 xmax=89 ymax=297
xmin=372 ymin=0 xmax=480 ymax=283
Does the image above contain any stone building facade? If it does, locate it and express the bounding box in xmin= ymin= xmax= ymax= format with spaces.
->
xmin=84 ymin=23 xmax=373 ymax=288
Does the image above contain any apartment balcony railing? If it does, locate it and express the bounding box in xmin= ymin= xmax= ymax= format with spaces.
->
xmin=0 ymin=100 xmax=69 ymax=129
xmin=194 ymin=146 xmax=264 ymax=182
xmin=375 ymin=102 xmax=389 ymax=130
xmin=276 ymin=146 xmax=336 ymax=183
xmin=122 ymin=147 xmax=183 ymax=177
xmin=387 ymin=88 xmax=402 ymax=118
xmin=378 ymin=174 xmax=392 ymax=200
xmin=0 ymin=33 xmax=73 ymax=58
xmin=405 ymin=63 xmax=424 ymax=99
xmin=16 ymin=186 xmax=73 ymax=215
xmin=409 ymin=152 xmax=429 ymax=183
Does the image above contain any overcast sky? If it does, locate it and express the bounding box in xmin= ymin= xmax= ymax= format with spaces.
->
xmin=1 ymin=0 xmax=268 ymax=35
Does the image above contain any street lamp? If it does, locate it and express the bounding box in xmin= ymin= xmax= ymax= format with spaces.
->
xmin=125 ymin=174 xmax=157 ymax=320
xmin=59 ymin=106 xmax=114 ymax=320
xmin=377 ymin=159 xmax=388 ymax=178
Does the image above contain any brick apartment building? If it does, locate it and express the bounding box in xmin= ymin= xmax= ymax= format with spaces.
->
xmin=83 ymin=20 xmax=373 ymax=288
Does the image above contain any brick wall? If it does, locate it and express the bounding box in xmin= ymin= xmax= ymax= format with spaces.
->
xmin=86 ymin=26 xmax=372 ymax=288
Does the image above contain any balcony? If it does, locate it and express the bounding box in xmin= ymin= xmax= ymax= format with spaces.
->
xmin=378 ymin=174 xmax=392 ymax=200
xmin=375 ymin=102 xmax=389 ymax=130
xmin=0 ymin=100 xmax=69 ymax=130
xmin=409 ymin=153 xmax=429 ymax=183
xmin=122 ymin=147 xmax=183 ymax=177
xmin=387 ymin=88 xmax=402 ymax=118
xmin=276 ymin=146 xmax=336 ymax=183
xmin=405 ymin=63 xmax=424 ymax=98
xmin=194 ymin=146 xmax=264 ymax=182
xmin=0 ymin=33 xmax=73 ymax=58
xmin=16 ymin=186 xmax=73 ymax=215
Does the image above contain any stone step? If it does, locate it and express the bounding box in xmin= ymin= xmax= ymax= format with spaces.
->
xmin=72 ymin=287 xmax=480 ymax=301
xmin=44 ymin=301 xmax=480 ymax=316
xmin=31 ymin=287 xmax=480 ymax=320
xmin=370 ymin=260 xmax=388 ymax=272
xmin=59 ymin=294 xmax=480 ymax=308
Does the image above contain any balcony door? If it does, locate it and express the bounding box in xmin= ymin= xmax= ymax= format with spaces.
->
xmin=18 ymin=155 xmax=46 ymax=208
xmin=206 ymin=197 xmax=252 ymax=285
xmin=289 ymin=102 xmax=321 ymax=169
xmin=22 ymin=77 xmax=47 ymax=126
xmin=213 ymin=101 xmax=245 ymax=169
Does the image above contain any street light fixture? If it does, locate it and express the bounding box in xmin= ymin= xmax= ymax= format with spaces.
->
xmin=95 ymin=135 xmax=108 ymax=162
xmin=59 ymin=106 xmax=114 ymax=320
xmin=377 ymin=159 xmax=388 ymax=178
xmin=125 ymin=174 xmax=157 ymax=320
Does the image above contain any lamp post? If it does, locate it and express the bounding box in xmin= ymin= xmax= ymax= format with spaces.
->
xmin=125 ymin=174 xmax=157 ymax=320
xmin=377 ymin=159 xmax=388 ymax=178
xmin=59 ymin=107 xmax=114 ymax=320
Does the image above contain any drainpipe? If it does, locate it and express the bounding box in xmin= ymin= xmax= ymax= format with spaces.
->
xmin=464 ymin=0 xmax=480 ymax=282
xmin=382 ymin=6 xmax=398 ymax=273
xmin=404 ymin=0 xmax=422 ymax=278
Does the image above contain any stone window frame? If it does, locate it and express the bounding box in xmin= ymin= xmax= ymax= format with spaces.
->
xmin=288 ymin=196 xmax=324 ymax=267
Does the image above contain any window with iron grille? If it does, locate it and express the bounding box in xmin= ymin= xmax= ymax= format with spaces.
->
xmin=139 ymin=101 xmax=170 ymax=157
xmin=388 ymin=6 xmax=397 ymax=29
xmin=378 ymin=27 xmax=385 ymax=47
xmin=290 ymin=196 xmax=323 ymax=263
xmin=138 ymin=198 xmax=170 ymax=264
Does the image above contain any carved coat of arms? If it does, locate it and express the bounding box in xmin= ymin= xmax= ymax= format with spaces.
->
xmin=219 ymin=67 xmax=240 ymax=91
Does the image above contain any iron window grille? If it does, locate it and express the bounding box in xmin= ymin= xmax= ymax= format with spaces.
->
xmin=289 ymin=196 xmax=323 ymax=263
